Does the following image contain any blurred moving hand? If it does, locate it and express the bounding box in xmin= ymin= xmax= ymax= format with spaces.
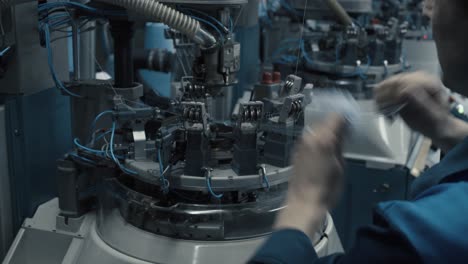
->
xmin=275 ymin=115 xmax=347 ymax=239
xmin=375 ymin=71 xmax=468 ymax=152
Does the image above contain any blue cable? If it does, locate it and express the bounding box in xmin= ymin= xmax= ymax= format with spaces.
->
xmin=110 ymin=121 xmax=138 ymax=175
xmin=339 ymin=56 xmax=371 ymax=79
xmin=189 ymin=15 xmax=224 ymax=41
xmin=94 ymin=130 xmax=111 ymax=143
xmin=68 ymin=152 xmax=97 ymax=165
xmin=43 ymin=24 xmax=83 ymax=98
xmin=40 ymin=13 xmax=70 ymax=23
xmin=180 ymin=7 xmax=229 ymax=33
xmin=38 ymin=2 xmax=125 ymax=17
xmin=73 ymin=138 xmax=105 ymax=155
xmin=280 ymin=0 xmax=301 ymax=16
xmin=263 ymin=173 xmax=270 ymax=189
xmin=158 ymin=148 xmax=164 ymax=174
xmin=49 ymin=18 xmax=72 ymax=29
xmin=91 ymin=110 xmax=114 ymax=134
xmin=300 ymin=40 xmax=314 ymax=64
xmin=158 ymin=148 xmax=170 ymax=192
xmin=206 ymin=177 xmax=223 ymax=199
xmin=272 ymin=38 xmax=300 ymax=59
xmin=358 ymin=56 xmax=372 ymax=79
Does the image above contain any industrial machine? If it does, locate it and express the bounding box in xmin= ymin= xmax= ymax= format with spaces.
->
xmin=0 ymin=0 xmax=439 ymax=262
xmin=258 ymin=0 xmax=436 ymax=249
xmin=1 ymin=0 xmax=345 ymax=263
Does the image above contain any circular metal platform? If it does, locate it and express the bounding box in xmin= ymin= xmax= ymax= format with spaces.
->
xmin=126 ymin=160 xmax=292 ymax=192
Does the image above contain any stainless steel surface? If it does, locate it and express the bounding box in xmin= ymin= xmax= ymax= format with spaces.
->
xmin=77 ymin=20 xmax=96 ymax=80
xmin=96 ymin=209 xmax=340 ymax=264
xmin=403 ymin=40 xmax=440 ymax=75
xmin=132 ymin=124 xmax=147 ymax=161
xmin=306 ymin=100 xmax=413 ymax=167
xmin=210 ymin=86 xmax=234 ymax=122
xmin=4 ymin=199 xmax=343 ymax=264
xmin=0 ymin=106 xmax=13 ymax=260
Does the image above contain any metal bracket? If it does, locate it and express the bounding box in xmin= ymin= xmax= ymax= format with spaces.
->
xmin=182 ymin=102 xmax=209 ymax=133
xmin=279 ymin=94 xmax=305 ymax=123
xmin=202 ymin=167 xmax=214 ymax=179
xmin=281 ymin=75 xmax=303 ymax=96
xmin=238 ymin=101 xmax=264 ymax=128
xmin=132 ymin=123 xmax=147 ymax=161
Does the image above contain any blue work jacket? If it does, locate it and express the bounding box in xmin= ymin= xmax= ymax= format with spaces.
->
xmin=249 ymin=137 xmax=468 ymax=264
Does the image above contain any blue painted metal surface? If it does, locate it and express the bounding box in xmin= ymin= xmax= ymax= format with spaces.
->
xmin=332 ymin=160 xmax=412 ymax=250
xmin=233 ymin=24 xmax=261 ymax=102
xmin=139 ymin=23 xmax=175 ymax=97
xmin=5 ymin=88 xmax=72 ymax=230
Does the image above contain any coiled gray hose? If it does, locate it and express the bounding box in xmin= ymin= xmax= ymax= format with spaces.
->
xmin=97 ymin=0 xmax=217 ymax=48
xmin=324 ymin=0 xmax=354 ymax=27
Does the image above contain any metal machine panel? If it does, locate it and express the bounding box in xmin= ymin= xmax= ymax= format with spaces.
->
xmin=0 ymin=105 xmax=13 ymax=260
xmin=306 ymin=100 xmax=413 ymax=167
xmin=5 ymin=88 xmax=72 ymax=231
xmin=332 ymin=162 xmax=412 ymax=249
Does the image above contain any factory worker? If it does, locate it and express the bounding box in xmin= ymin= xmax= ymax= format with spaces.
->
xmin=249 ymin=0 xmax=468 ymax=263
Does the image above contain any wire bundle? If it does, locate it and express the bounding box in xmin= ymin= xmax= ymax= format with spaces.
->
xmin=158 ymin=148 xmax=170 ymax=193
xmin=72 ymin=110 xmax=137 ymax=175
xmin=178 ymin=6 xmax=232 ymax=43
xmin=38 ymin=2 xmax=125 ymax=97
xmin=273 ymin=37 xmax=372 ymax=80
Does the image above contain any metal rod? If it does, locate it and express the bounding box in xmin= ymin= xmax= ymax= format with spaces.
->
xmin=109 ymin=20 xmax=134 ymax=88
xmin=72 ymin=22 xmax=80 ymax=80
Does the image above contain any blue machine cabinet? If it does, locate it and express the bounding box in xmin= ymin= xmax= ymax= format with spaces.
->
xmin=4 ymin=88 xmax=72 ymax=231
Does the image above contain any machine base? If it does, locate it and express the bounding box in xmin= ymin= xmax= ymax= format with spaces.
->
xmin=4 ymin=199 xmax=343 ymax=264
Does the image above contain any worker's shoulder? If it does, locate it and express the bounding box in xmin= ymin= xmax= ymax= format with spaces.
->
xmin=376 ymin=182 xmax=468 ymax=264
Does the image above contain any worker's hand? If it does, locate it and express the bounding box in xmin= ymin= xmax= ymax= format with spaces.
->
xmin=275 ymin=115 xmax=347 ymax=239
xmin=375 ymin=71 xmax=468 ymax=152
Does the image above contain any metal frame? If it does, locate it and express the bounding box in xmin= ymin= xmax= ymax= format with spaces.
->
xmin=3 ymin=199 xmax=343 ymax=263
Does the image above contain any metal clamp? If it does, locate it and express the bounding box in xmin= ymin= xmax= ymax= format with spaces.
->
xmin=279 ymin=94 xmax=305 ymax=123
xmin=181 ymin=102 xmax=208 ymax=132
xmin=202 ymin=167 xmax=214 ymax=179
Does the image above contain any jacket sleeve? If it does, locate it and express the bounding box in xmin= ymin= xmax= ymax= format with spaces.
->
xmin=248 ymin=217 xmax=421 ymax=264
